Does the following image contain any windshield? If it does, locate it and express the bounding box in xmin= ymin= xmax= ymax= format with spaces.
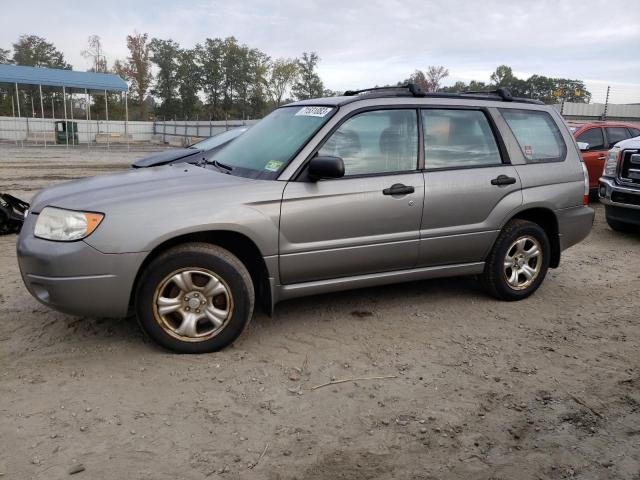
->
xmin=212 ymin=105 xmax=336 ymax=179
xmin=190 ymin=128 xmax=247 ymax=150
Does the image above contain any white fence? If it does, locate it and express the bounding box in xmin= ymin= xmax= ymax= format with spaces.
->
xmin=0 ymin=116 xmax=154 ymax=144
xmin=554 ymin=102 xmax=640 ymax=121
xmin=153 ymin=120 xmax=258 ymax=143
xmin=0 ymin=117 xmax=259 ymax=146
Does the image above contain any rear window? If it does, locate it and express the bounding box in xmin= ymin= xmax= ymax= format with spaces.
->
xmin=500 ymin=109 xmax=566 ymax=163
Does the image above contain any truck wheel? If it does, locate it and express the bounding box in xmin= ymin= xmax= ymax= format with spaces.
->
xmin=481 ymin=219 xmax=550 ymax=301
xmin=135 ymin=243 xmax=254 ymax=353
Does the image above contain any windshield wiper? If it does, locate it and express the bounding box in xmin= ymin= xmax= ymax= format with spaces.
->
xmin=211 ymin=159 xmax=233 ymax=173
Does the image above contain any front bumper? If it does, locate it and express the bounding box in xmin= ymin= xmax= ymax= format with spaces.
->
xmin=599 ymin=177 xmax=640 ymax=226
xmin=17 ymin=213 xmax=147 ymax=318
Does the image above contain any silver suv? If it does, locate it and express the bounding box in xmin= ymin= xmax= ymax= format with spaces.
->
xmin=17 ymin=85 xmax=594 ymax=353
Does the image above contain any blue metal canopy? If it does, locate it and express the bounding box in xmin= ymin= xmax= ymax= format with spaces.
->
xmin=0 ymin=64 xmax=128 ymax=92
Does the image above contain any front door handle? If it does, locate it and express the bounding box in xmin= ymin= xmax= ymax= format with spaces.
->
xmin=491 ymin=175 xmax=517 ymax=186
xmin=597 ymin=156 xmax=607 ymax=160
xmin=383 ymin=183 xmax=414 ymax=195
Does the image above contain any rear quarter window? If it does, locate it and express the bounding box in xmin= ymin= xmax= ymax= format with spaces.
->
xmin=500 ymin=109 xmax=567 ymax=163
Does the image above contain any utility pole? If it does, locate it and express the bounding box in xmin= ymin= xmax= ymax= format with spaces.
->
xmin=603 ymin=85 xmax=611 ymax=121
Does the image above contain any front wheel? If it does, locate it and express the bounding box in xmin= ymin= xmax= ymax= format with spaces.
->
xmin=135 ymin=243 xmax=254 ymax=353
xmin=481 ymin=219 xmax=550 ymax=301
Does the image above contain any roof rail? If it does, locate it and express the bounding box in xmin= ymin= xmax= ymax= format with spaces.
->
xmin=344 ymin=83 xmax=426 ymax=97
xmin=340 ymin=84 xmax=545 ymax=105
xmin=462 ymin=87 xmax=513 ymax=101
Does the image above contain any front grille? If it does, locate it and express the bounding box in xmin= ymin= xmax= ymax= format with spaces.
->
xmin=612 ymin=191 xmax=640 ymax=206
xmin=619 ymin=149 xmax=640 ymax=185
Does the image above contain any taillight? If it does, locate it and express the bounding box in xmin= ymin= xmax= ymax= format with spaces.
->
xmin=580 ymin=161 xmax=589 ymax=205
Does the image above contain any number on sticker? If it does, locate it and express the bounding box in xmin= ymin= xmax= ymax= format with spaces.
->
xmin=295 ymin=106 xmax=332 ymax=117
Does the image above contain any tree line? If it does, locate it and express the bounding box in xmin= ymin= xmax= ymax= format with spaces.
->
xmin=403 ymin=65 xmax=591 ymax=103
xmin=0 ymin=34 xmax=327 ymax=120
xmin=0 ymin=34 xmax=592 ymax=122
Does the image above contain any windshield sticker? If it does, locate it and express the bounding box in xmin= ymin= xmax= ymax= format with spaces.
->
xmin=264 ymin=160 xmax=284 ymax=172
xmin=295 ymin=106 xmax=332 ymax=117
xmin=523 ymin=145 xmax=533 ymax=158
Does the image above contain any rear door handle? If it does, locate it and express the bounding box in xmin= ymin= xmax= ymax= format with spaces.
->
xmin=383 ymin=183 xmax=414 ymax=195
xmin=597 ymin=156 xmax=607 ymax=160
xmin=491 ymin=175 xmax=517 ymax=186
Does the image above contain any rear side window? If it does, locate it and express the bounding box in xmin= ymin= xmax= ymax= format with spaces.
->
xmin=500 ymin=109 xmax=566 ymax=163
xmin=605 ymin=127 xmax=630 ymax=148
xmin=576 ymin=128 xmax=605 ymax=151
xmin=421 ymin=109 xmax=501 ymax=169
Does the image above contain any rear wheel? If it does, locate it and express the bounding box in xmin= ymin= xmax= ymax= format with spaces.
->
xmin=481 ymin=219 xmax=550 ymax=301
xmin=135 ymin=243 xmax=254 ymax=353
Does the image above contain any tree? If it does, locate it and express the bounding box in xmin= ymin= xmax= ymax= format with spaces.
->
xmin=268 ymin=58 xmax=299 ymax=106
xmin=81 ymin=35 xmax=107 ymax=72
xmin=175 ymin=48 xmax=202 ymax=118
xmin=123 ymin=33 xmax=152 ymax=116
xmin=425 ymin=66 xmax=449 ymax=92
xmin=197 ymin=38 xmax=225 ymax=118
xmin=12 ymin=35 xmax=71 ymax=69
xmin=292 ymin=52 xmax=324 ymax=100
xmin=247 ymin=49 xmax=270 ymax=118
xmin=149 ymin=38 xmax=180 ymax=118
xmin=403 ymin=70 xmax=429 ymax=91
xmin=0 ymin=48 xmax=11 ymax=64
xmin=490 ymin=65 xmax=516 ymax=86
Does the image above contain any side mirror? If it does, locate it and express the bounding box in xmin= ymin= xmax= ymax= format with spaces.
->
xmin=308 ymin=155 xmax=345 ymax=180
xmin=577 ymin=142 xmax=589 ymax=151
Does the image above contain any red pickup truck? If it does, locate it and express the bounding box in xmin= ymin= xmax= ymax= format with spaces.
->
xmin=568 ymin=121 xmax=640 ymax=196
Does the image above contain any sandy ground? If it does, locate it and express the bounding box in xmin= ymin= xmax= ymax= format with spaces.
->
xmin=0 ymin=146 xmax=639 ymax=480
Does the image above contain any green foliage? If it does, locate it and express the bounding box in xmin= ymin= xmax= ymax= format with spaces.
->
xmin=439 ymin=65 xmax=591 ymax=104
xmin=269 ymin=58 xmax=299 ymax=106
xmin=12 ymin=35 xmax=71 ymax=69
xmin=292 ymin=52 xmax=324 ymax=100
xmin=149 ymin=38 xmax=181 ymax=118
xmin=0 ymin=48 xmax=11 ymax=64
xmin=175 ymin=48 xmax=202 ymax=118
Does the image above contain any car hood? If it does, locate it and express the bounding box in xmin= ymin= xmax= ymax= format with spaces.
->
xmin=131 ymin=148 xmax=203 ymax=168
xmin=614 ymin=136 xmax=640 ymax=150
xmin=29 ymin=164 xmax=251 ymax=213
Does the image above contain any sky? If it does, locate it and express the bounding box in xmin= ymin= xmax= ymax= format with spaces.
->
xmin=1 ymin=0 xmax=639 ymax=103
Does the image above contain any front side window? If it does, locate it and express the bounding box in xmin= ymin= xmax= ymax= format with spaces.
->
xmin=212 ymin=105 xmax=335 ymax=179
xmin=576 ymin=128 xmax=605 ymax=151
xmin=628 ymin=127 xmax=640 ymax=138
xmin=317 ymin=109 xmax=418 ymax=176
xmin=605 ymin=127 xmax=630 ymax=148
xmin=422 ymin=109 xmax=501 ymax=169
xmin=500 ymin=109 xmax=566 ymax=163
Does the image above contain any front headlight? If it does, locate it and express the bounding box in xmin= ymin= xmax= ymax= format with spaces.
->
xmin=34 ymin=207 xmax=104 ymax=241
xmin=603 ymin=149 xmax=620 ymax=177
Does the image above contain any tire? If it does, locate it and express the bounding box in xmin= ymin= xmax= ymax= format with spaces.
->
xmin=135 ymin=243 xmax=254 ymax=353
xmin=481 ymin=219 xmax=550 ymax=301
xmin=606 ymin=215 xmax=634 ymax=233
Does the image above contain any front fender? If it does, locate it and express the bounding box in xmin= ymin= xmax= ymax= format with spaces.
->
xmin=84 ymin=181 xmax=285 ymax=256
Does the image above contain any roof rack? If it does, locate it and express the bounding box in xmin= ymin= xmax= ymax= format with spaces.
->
xmin=462 ymin=87 xmax=513 ymax=101
xmin=341 ymin=84 xmax=544 ymax=105
xmin=344 ymin=83 xmax=426 ymax=97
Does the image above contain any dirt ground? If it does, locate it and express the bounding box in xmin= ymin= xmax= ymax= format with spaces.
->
xmin=0 ymin=146 xmax=639 ymax=480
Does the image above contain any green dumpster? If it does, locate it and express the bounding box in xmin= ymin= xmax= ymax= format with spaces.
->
xmin=55 ymin=121 xmax=79 ymax=145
